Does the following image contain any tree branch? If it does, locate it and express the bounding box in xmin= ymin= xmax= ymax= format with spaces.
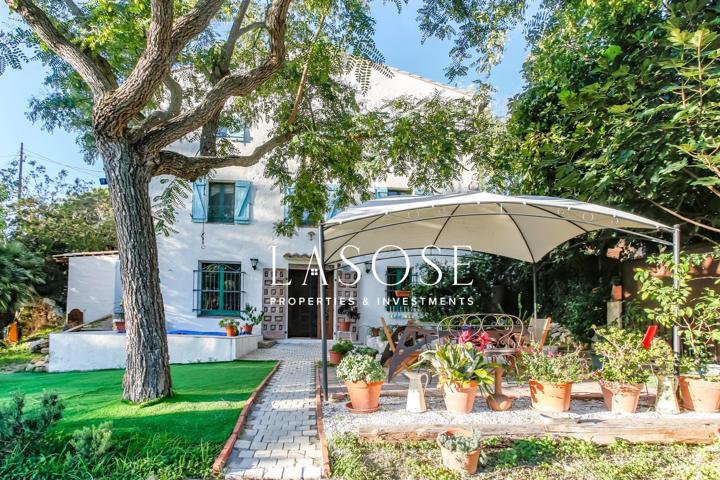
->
xmin=288 ymin=11 xmax=327 ymax=127
xmin=8 ymin=0 xmax=115 ymax=97
xmin=649 ymin=199 xmax=720 ymax=234
xmin=169 ymin=0 xmax=225 ymax=55
xmin=61 ymin=0 xmax=85 ymax=21
xmin=131 ymin=74 xmax=184 ymax=137
xmin=684 ymin=167 xmax=720 ymax=199
xmin=217 ymin=0 xmax=254 ymax=76
xmin=143 ymin=0 xmax=293 ymax=151
xmin=95 ymin=0 xmax=175 ymax=136
xmin=154 ymin=132 xmax=292 ymax=180
xmin=95 ymin=0 xmax=229 ymax=137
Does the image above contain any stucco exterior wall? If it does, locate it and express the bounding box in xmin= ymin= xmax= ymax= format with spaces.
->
xmin=49 ymin=331 xmax=259 ymax=372
xmin=66 ymin=255 xmax=119 ymax=323
xmin=151 ymin=68 xmax=476 ymax=339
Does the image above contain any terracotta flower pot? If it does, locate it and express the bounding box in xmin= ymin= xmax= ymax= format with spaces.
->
xmin=599 ymin=381 xmax=643 ymax=413
xmin=611 ymin=284 xmax=623 ymax=301
xmin=443 ymin=381 xmax=478 ymax=414
xmin=242 ymin=324 xmax=253 ymax=334
xmin=529 ymin=380 xmax=572 ymax=412
xmin=329 ymin=351 xmax=344 ymax=365
xmin=225 ymin=326 xmax=238 ymax=337
xmin=345 ymin=380 xmax=383 ymax=411
xmin=113 ymin=321 xmax=126 ymax=333
xmin=437 ymin=428 xmax=480 ymax=475
xmin=679 ymin=376 xmax=720 ymax=412
xmin=338 ymin=321 xmax=351 ymax=332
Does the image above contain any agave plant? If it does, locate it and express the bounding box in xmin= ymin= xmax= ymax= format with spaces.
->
xmin=415 ymin=342 xmax=495 ymax=393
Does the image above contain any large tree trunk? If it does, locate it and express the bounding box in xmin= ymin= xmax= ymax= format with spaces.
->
xmin=99 ymin=138 xmax=172 ymax=402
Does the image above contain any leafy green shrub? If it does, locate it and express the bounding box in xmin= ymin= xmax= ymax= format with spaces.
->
xmin=410 ymin=254 xmax=501 ymax=322
xmin=331 ymin=339 xmax=354 ymax=354
xmin=0 ymin=240 xmax=45 ymax=315
xmin=437 ymin=429 xmax=481 ymax=453
xmin=350 ymin=346 xmax=378 ymax=358
xmin=336 ymin=354 xmax=385 ymax=383
xmin=415 ymin=342 xmax=494 ymax=393
xmin=636 ymin=251 xmax=720 ymax=378
xmin=517 ymin=347 xmax=588 ymax=383
xmin=0 ymin=391 xmax=64 ymax=460
xmin=69 ymin=422 xmax=113 ymax=460
xmin=592 ymin=326 xmax=673 ymax=384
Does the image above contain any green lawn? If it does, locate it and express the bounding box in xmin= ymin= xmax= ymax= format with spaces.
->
xmin=0 ymin=360 xmax=276 ymax=442
xmin=330 ymin=434 xmax=720 ymax=480
xmin=0 ymin=360 xmax=276 ymax=479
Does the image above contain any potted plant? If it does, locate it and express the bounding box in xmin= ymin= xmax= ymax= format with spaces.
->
xmin=415 ymin=342 xmax=495 ymax=414
xmin=637 ymin=252 xmax=720 ymax=412
xmin=436 ymin=428 xmax=482 ymax=475
xmin=350 ymin=345 xmax=379 ymax=358
xmin=336 ymin=353 xmax=385 ymax=412
xmin=592 ymin=326 xmax=672 ymax=413
xmin=113 ymin=301 xmax=126 ymax=333
xmin=218 ymin=318 xmax=239 ymax=337
xmin=517 ymin=346 xmax=587 ymax=412
xmin=330 ymin=339 xmax=354 ymax=364
xmin=240 ymin=304 xmax=263 ymax=334
xmin=337 ymin=303 xmax=359 ymax=332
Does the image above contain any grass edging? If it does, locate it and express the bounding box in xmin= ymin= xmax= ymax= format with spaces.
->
xmin=315 ymin=367 xmax=332 ymax=478
xmin=211 ymin=360 xmax=281 ymax=475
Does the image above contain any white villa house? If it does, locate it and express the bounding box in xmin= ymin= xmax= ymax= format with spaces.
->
xmin=58 ymin=66 xmax=477 ymax=355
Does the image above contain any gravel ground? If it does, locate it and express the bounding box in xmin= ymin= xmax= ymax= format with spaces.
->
xmin=323 ymin=392 xmax=720 ymax=439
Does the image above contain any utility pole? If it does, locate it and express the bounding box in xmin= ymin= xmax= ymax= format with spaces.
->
xmin=17 ymin=142 xmax=24 ymax=201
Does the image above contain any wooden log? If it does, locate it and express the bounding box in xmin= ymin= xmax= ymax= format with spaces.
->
xmin=358 ymin=418 xmax=720 ymax=445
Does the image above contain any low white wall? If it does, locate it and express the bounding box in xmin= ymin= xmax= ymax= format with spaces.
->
xmin=49 ymin=332 xmax=259 ymax=372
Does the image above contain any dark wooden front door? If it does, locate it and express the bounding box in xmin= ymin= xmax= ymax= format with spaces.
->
xmin=288 ymin=269 xmax=318 ymax=338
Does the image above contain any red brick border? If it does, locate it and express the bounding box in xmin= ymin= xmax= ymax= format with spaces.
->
xmin=315 ymin=368 xmax=332 ymax=478
xmin=212 ymin=361 xmax=282 ymax=475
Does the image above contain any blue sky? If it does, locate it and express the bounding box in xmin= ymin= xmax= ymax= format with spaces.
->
xmin=0 ymin=1 xmax=528 ymax=182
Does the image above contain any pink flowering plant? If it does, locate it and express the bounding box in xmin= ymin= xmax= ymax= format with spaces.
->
xmin=517 ymin=345 xmax=588 ymax=383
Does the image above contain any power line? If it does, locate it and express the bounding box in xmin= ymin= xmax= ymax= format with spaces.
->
xmin=24 ymin=149 xmax=104 ymax=176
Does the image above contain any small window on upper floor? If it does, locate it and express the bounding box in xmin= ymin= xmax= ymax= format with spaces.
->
xmin=208 ymin=182 xmax=235 ymax=223
xmin=386 ymin=188 xmax=411 ymax=196
xmin=375 ymin=186 xmax=411 ymax=198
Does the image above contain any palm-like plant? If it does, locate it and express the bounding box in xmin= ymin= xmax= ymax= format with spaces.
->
xmin=415 ymin=342 xmax=495 ymax=393
xmin=0 ymin=241 xmax=45 ymax=317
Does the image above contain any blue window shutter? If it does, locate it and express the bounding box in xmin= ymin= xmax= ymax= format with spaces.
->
xmin=375 ymin=186 xmax=388 ymax=198
xmin=325 ymin=184 xmax=339 ymax=220
xmin=242 ymin=126 xmax=251 ymax=144
xmin=191 ymin=180 xmax=208 ymax=222
xmin=234 ymin=180 xmax=252 ymax=224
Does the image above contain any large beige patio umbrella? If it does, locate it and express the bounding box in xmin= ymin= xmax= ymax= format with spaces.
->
xmin=316 ymin=191 xmax=679 ymax=399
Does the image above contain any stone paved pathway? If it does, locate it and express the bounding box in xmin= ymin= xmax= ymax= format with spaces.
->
xmin=225 ymin=341 xmax=323 ymax=480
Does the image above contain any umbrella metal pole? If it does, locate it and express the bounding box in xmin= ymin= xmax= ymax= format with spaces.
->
xmin=672 ymin=224 xmax=681 ymax=376
xmin=318 ymin=224 xmax=329 ymax=401
xmin=532 ymin=264 xmax=538 ymax=320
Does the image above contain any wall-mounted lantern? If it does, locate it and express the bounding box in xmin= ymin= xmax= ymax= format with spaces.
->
xmin=250 ymin=258 xmax=259 ymax=270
